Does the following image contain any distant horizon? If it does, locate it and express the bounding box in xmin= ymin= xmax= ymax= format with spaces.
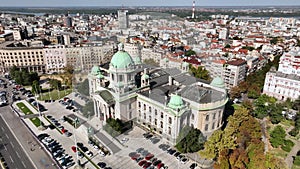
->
xmin=2 ymin=0 xmax=300 ymax=8
xmin=1 ymin=5 xmax=300 ymax=8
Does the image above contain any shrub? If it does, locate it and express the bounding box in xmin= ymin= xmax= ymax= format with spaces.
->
xmin=294 ymin=156 xmax=300 ymax=166
xmin=281 ymin=139 xmax=295 ymax=152
xmin=288 ymin=128 xmax=299 ymax=137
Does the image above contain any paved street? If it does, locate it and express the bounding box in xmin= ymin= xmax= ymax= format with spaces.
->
xmin=0 ymin=116 xmax=34 ymax=169
xmin=0 ymin=79 xmax=58 ymax=169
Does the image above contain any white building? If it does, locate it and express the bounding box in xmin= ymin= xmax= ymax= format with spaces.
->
xmin=44 ymin=45 xmax=66 ymax=73
xmin=118 ymin=10 xmax=129 ymax=29
xmin=263 ymin=47 xmax=300 ymax=101
xmin=89 ymin=43 xmax=228 ymax=144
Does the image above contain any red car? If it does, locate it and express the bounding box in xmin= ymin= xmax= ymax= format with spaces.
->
xmin=138 ymin=160 xmax=147 ymax=166
xmin=145 ymin=153 xmax=154 ymax=160
xmin=71 ymin=146 xmax=77 ymax=152
xmin=143 ymin=162 xmax=151 ymax=169
xmin=131 ymin=154 xmax=140 ymax=160
xmin=157 ymin=163 xmax=164 ymax=169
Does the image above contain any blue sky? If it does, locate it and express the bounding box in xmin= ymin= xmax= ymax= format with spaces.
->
xmin=2 ymin=0 xmax=300 ymax=7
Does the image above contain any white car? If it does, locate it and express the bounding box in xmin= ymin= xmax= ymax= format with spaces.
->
xmin=86 ymin=151 xmax=93 ymax=157
xmin=98 ymin=150 xmax=106 ymax=157
xmin=93 ymin=145 xmax=99 ymax=150
xmin=121 ymin=138 xmax=129 ymax=144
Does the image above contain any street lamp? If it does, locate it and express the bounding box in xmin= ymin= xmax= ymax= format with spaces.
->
xmin=73 ymin=117 xmax=80 ymax=167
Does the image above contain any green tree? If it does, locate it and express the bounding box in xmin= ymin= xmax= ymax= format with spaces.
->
xmin=185 ymin=50 xmax=196 ymax=56
xmin=269 ymin=125 xmax=286 ymax=148
xmin=201 ymin=107 xmax=285 ymax=168
xmin=224 ymin=44 xmax=231 ymax=48
xmin=49 ymin=79 xmax=62 ymax=90
xmin=189 ymin=65 xmax=210 ymax=81
xmin=176 ymin=126 xmax=205 ymax=153
xmin=31 ymin=80 xmax=42 ymax=94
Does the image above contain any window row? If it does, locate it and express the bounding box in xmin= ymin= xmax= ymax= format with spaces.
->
xmin=140 ymin=112 xmax=172 ymax=124
xmin=205 ymin=111 xmax=222 ymax=121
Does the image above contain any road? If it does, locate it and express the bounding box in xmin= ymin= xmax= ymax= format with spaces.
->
xmin=0 ymin=77 xmax=58 ymax=169
xmin=0 ymin=116 xmax=34 ymax=169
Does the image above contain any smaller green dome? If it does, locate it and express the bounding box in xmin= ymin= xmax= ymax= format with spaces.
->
xmin=141 ymin=73 xmax=149 ymax=79
xmin=168 ymin=94 xmax=184 ymax=110
xmin=91 ymin=65 xmax=101 ymax=76
xmin=182 ymin=61 xmax=189 ymax=67
xmin=162 ymin=57 xmax=169 ymax=62
xmin=210 ymin=76 xmax=225 ymax=89
xmin=96 ymin=73 xmax=104 ymax=79
xmin=133 ymin=57 xmax=142 ymax=64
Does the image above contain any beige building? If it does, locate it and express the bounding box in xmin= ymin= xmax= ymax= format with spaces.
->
xmin=0 ymin=41 xmax=45 ymax=73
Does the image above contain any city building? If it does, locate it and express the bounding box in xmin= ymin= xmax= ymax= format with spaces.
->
xmin=0 ymin=41 xmax=45 ymax=73
xmin=89 ymin=43 xmax=228 ymax=144
xmin=263 ymin=47 xmax=300 ymax=101
xmin=44 ymin=45 xmax=66 ymax=73
xmin=223 ymin=59 xmax=247 ymax=90
xmin=118 ymin=10 xmax=129 ymax=29
xmin=263 ymin=69 xmax=300 ymax=101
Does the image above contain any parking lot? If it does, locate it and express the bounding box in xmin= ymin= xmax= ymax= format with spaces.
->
xmin=93 ymin=126 xmax=197 ymax=169
xmin=12 ymin=89 xmax=204 ymax=169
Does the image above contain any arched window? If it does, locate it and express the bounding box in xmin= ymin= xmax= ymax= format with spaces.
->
xmin=168 ymin=117 xmax=172 ymax=124
xmin=205 ymin=115 xmax=209 ymax=121
xmin=168 ymin=127 xmax=171 ymax=135
xmin=191 ymin=114 xmax=195 ymax=120
xmin=205 ymin=124 xmax=208 ymax=131
xmin=160 ymin=121 xmax=163 ymax=128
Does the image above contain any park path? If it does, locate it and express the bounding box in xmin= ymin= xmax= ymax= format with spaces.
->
xmin=285 ymin=126 xmax=300 ymax=169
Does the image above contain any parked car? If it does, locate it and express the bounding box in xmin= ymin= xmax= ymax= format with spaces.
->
xmin=86 ymin=151 xmax=93 ymax=157
xmin=97 ymin=162 xmax=106 ymax=168
xmin=71 ymin=146 xmax=77 ymax=152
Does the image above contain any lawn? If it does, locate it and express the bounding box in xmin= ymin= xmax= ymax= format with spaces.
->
xmin=16 ymin=102 xmax=41 ymax=127
xmin=16 ymin=102 xmax=32 ymax=115
xmin=37 ymin=89 xmax=72 ymax=101
xmin=270 ymin=148 xmax=288 ymax=159
xmin=292 ymin=164 xmax=300 ymax=169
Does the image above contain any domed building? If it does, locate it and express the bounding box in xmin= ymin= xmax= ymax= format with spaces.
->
xmin=89 ymin=43 xmax=228 ymax=144
xmin=210 ymin=76 xmax=226 ymax=89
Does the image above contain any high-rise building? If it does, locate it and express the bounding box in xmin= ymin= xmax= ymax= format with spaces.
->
xmin=118 ymin=10 xmax=129 ymax=29
xmin=64 ymin=16 xmax=72 ymax=28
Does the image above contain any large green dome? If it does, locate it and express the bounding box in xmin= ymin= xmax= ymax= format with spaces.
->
xmin=168 ymin=94 xmax=184 ymax=110
xmin=110 ymin=51 xmax=134 ymax=69
xmin=210 ymin=76 xmax=225 ymax=89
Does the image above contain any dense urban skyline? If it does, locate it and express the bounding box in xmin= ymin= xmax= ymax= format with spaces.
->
xmin=2 ymin=0 xmax=300 ymax=7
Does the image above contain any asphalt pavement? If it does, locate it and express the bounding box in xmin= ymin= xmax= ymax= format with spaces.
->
xmin=0 ymin=116 xmax=34 ymax=169
xmin=0 ymin=77 xmax=58 ymax=169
